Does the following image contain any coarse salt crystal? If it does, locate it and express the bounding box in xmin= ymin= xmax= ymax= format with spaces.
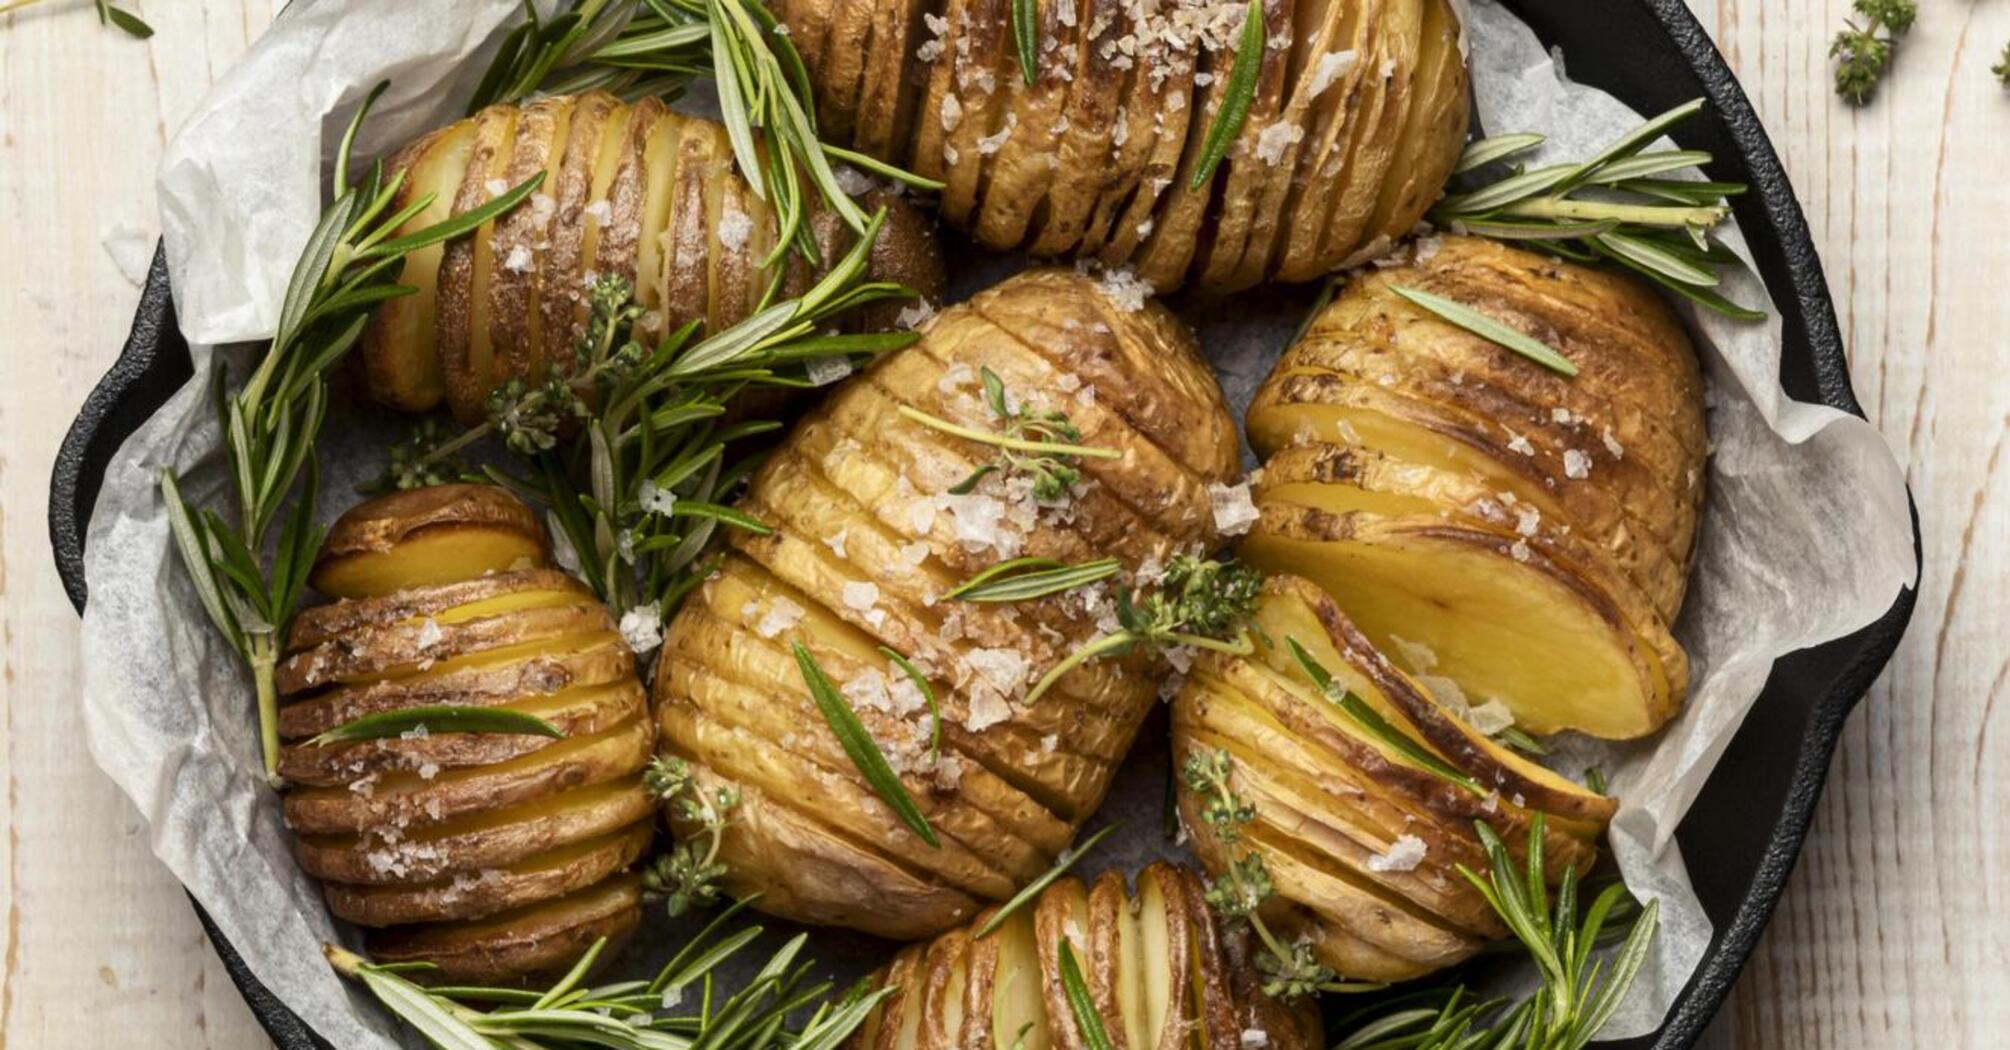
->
xmin=841 ymin=581 xmax=882 ymax=615
xmin=484 ymin=178 xmax=508 ymax=196
xmin=1240 ymin=1029 xmax=1271 ymax=1048
xmin=1254 ymin=121 xmax=1304 ymax=165
xmin=1208 ymin=481 xmax=1260 ymax=536
xmin=896 ymin=300 xmax=937 ymax=330
xmin=1514 ymin=505 xmax=1541 ymax=536
xmin=1094 ymin=267 xmax=1153 ymax=311
xmin=754 ymin=596 xmax=806 ymax=638
xmin=503 ymin=244 xmax=534 ymax=273
xmin=414 ymin=617 xmax=443 ymax=650
xmin=583 ymin=200 xmax=613 ymax=225
xmin=1602 ymin=427 xmax=1626 ymax=459
xmin=1365 ymin=834 xmax=1428 ymax=872
xmin=717 ymin=208 xmax=753 ymax=251
xmin=619 ymin=606 xmax=663 ymax=653
xmin=806 ymin=356 xmax=853 ymax=386
xmin=1563 ymin=448 xmax=1592 ymax=479
xmin=1507 ymin=432 xmax=1535 ymax=456
xmin=1307 ymin=49 xmax=1358 ymax=96
xmin=940 ymin=94 xmax=964 ymax=131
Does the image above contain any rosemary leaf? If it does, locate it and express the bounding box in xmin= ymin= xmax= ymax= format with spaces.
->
xmin=1012 ymin=0 xmax=1039 ymax=84
xmin=975 ymin=823 xmax=1121 ymax=938
xmin=1057 ymin=940 xmax=1115 ymax=1050
xmin=308 ymin=705 xmax=564 ymax=746
xmin=102 ymin=3 xmax=152 ymax=38
xmin=1284 ymin=638 xmax=1483 ymax=795
xmin=1452 ymin=131 xmax=1546 ymax=173
xmin=879 ymin=645 xmax=942 ymax=764
xmin=794 ymin=642 xmax=941 ymax=848
xmin=946 ymin=557 xmax=1121 ymax=602
xmin=1189 ymin=0 xmax=1266 ymax=189
xmin=1389 ymin=285 xmax=1578 ymax=377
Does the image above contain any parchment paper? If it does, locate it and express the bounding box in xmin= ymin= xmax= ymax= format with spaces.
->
xmin=80 ymin=0 xmax=1916 ymax=1045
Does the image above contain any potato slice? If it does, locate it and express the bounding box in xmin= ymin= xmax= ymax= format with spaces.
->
xmin=361 ymin=121 xmax=478 ymax=411
xmin=536 ymin=92 xmax=621 ymax=371
xmin=1357 ymin=0 xmax=1468 ymax=249
xmin=289 ymin=568 xmax=588 ymax=649
xmin=487 ymin=95 xmax=576 ymax=387
xmin=309 ymin=484 xmax=548 ymax=599
xmin=323 ymin=820 xmax=652 ymax=927
xmin=278 ymin=636 xmax=634 ymax=739
xmin=986 ymin=907 xmax=1052 ymax=1049
xmin=366 ymin=873 xmax=642 ymax=986
xmin=1032 ymin=877 xmax=1097 ymax=1049
xmin=969 ymin=0 xmax=1073 ymax=249
xmin=276 ymin=600 xmax=612 ymax=694
xmin=1318 ymin=0 xmax=1422 ymax=266
xmin=1193 ymin=0 xmax=1299 ymax=292
xmin=295 ymin=778 xmax=654 ymax=885
xmin=1027 ymin=0 xmax=1129 ymax=258
xmin=435 ymin=103 xmax=521 ymax=423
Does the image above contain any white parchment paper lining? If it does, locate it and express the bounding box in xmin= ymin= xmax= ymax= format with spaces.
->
xmin=81 ymin=0 xmax=1916 ymax=1045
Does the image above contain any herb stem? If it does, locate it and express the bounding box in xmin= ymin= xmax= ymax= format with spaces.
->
xmin=1493 ymin=196 xmax=1728 ymax=230
xmin=897 ymin=404 xmax=1121 ymax=459
xmin=250 ymin=635 xmax=283 ymax=785
xmin=1025 ymin=631 xmax=1136 ymax=704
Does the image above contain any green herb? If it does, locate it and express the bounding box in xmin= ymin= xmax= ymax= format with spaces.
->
xmin=1994 ymin=41 xmax=2010 ymax=87
xmin=1332 ymin=815 xmax=1660 ymax=1050
xmin=1189 ymin=0 xmax=1266 ymax=189
xmin=0 ymin=0 xmax=151 ymax=37
xmin=1832 ymin=0 xmax=1917 ymax=105
xmin=1026 ymin=555 xmax=1262 ymax=704
xmin=390 ymin=209 xmax=921 ymax=632
xmin=1390 ymin=286 xmax=1577 ymax=377
xmin=1057 ymin=940 xmax=1115 ymax=1050
xmin=975 ymin=822 xmax=1121 ymax=938
xmin=161 ymin=84 xmax=543 ymax=782
xmin=644 ymin=755 xmax=741 ymax=917
xmin=1584 ymin=766 xmax=1609 ymax=795
xmin=1181 ymin=747 xmax=1385 ymax=1001
xmin=307 ymin=705 xmax=563 ymax=746
xmin=471 ymin=0 xmax=941 ymax=266
xmin=879 ymin=645 xmax=941 ymax=764
xmin=1496 ymin=725 xmax=1549 ymax=757
xmin=1012 ymin=0 xmax=1039 ymax=84
xmin=901 ymin=366 xmax=1120 ymax=502
xmin=946 ymin=556 xmax=1121 ymax=602
xmin=1432 ymin=99 xmax=1763 ymax=321
xmin=1284 ymin=638 xmax=1484 ymax=796
xmin=327 ymin=920 xmax=893 ymax=1050
xmin=794 ymin=642 xmax=941 ymax=848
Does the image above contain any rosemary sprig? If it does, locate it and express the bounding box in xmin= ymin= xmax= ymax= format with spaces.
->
xmin=902 ymin=366 xmax=1119 ymax=502
xmin=307 ymin=705 xmax=563 ymax=746
xmin=1996 ymin=42 xmax=2010 ymax=88
xmin=974 ymin=822 xmax=1121 ymax=938
xmin=1012 ymin=0 xmax=1039 ymax=84
xmin=878 ymin=646 xmax=942 ymax=764
xmin=1057 ymin=940 xmax=1116 ymax=1050
xmin=1831 ymin=0 xmax=1917 ymax=105
xmin=1496 ymin=725 xmax=1550 ymax=757
xmin=1181 ymin=748 xmax=1385 ymax=1001
xmin=389 ymin=209 xmax=921 ymax=636
xmin=161 ymin=83 xmax=543 ymax=782
xmin=1025 ymin=555 xmax=1262 ymax=704
xmin=1283 ymin=638 xmax=1484 ymax=796
xmin=1189 ymin=0 xmax=1266 ymax=189
xmin=472 ymin=0 xmax=940 ymax=265
xmin=1390 ymin=285 xmax=1577 ymax=377
xmin=645 ymin=755 xmax=741 ymax=916
xmin=945 ymin=556 xmax=1121 ymax=602
xmin=794 ymin=642 xmax=941 ymax=848
xmin=1332 ymin=815 xmax=1661 ymax=1050
xmin=1432 ymin=99 xmax=1764 ymax=321
xmin=328 ymin=919 xmax=893 ymax=1050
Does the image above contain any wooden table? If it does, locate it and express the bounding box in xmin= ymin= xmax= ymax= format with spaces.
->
xmin=1 ymin=1 xmax=2002 ymax=1046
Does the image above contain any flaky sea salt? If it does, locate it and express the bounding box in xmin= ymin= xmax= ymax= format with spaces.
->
xmin=619 ymin=606 xmax=663 ymax=654
xmin=413 ymin=617 xmax=443 ymax=650
xmin=502 ymin=244 xmax=534 ymax=273
xmin=1208 ymin=481 xmax=1260 ymax=536
xmin=896 ymin=300 xmax=937 ymax=330
xmin=1365 ymin=834 xmax=1427 ymax=873
xmin=583 ymin=200 xmax=613 ymax=225
xmin=1254 ymin=121 xmax=1304 ymax=165
xmin=1602 ymin=427 xmax=1626 ymax=459
xmin=1468 ymin=700 xmax=1517 ymax=736
xmin=754 ymin=596 xmax=806 ymax=638
xmin=717 ymin=209 xmax=753 ymax=251
xmin=1307 ymin=49 xmax=1358 ymax=96
xmin=841 ymin=581 xmax=881 ymax=615
xmin=806 ymin=356 xmax=853 ymax=387
xmin=1563 ymin=448 xmax=1592 ymax=479
xmin=1093 ymin=266 xmax=1153 ymax=311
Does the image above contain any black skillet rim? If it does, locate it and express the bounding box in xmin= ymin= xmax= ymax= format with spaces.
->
xmin=44 ymin=2 xmax=1923 ymax=1046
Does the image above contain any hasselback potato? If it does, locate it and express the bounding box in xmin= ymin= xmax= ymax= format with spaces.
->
xmin=278 ymin=485 xmax=655 ymax=984
xmin=1171 ymin=576 xmax=1613 ymax=983
xmin=846 ymin=863 xmax=1322 ymax=1049
xmin=774 ymin=0 xmax=1470 ymax=293
xmin=1242 ymin=235 xmax=1705 ymax=738
xmin=360 ymin=91 xmax=946 ymax=421
xmin=652 ymin=268 xmax=1244 ymax=939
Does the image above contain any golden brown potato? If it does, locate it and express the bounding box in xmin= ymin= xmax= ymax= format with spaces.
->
xmin=1243 ymin=235 xmax=1705 ymax=738
xmin=279 ymin=485 xmax=654 ymax=985
xmin=846 ymin=863 xmax=1322 ymax=1050
xmin=359 ymin=91 xmax=947 ymax=422
xmin=653 ymin=269 xmax=1243 ymax=938
xmin=779 ymin=0 xmax=1470 ymax=294
xmin=1170 ymin=576 xmax=1611 ymax=983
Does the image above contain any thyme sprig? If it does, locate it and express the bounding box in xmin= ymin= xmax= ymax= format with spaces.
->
xmin=1189 ymin=0 xmax=1266 ymax=189
xmin=1181 ymin=748 xmax=1386 ymax=1001
xmin=328 ymin=907 xmax=892 ymax=1050
xmin=1332 ymin=815 xmax=1661 ymax=1050
xmin=472 ymin=0 xmax=941 ymax=265
xmin=902 ymin=366 xmax=1120 ymax=502
xmin=1831 ymin=0 xmax=1917 ymax=105
xmin=1433 ymin=99 xmax=1763 ymax=322
xmin=386 ymin=209 xmax=921 ymax=632
xmin=645 ymin=755 xmax=741 ymax=917
xmin=161 ymin=83 xmax=544 ymax=782
xmin=1024 ymin=555 xmax=1262 ymax=704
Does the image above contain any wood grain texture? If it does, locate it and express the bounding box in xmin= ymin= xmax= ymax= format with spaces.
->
xmin=0 ymin=1 xmax=2002 ymax=1048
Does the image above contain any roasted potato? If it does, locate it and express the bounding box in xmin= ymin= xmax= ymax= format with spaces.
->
xmin=775 ymin=0 xmax=1469 ymax=294
xmin=279 ymin=484 xmax=655 ymax=984
xmin=1171 ymin=576 xmax=1612 ymax=983
xmin=846 ymin=862 xmax=1322 ymax=1050
xmin=1242 ymin=235 xmax=1705 ymax=738
xmin=653 ymin=269 xmax=1244 ymax=938
xmin=359 ymin=91 xmax=947 ymax=421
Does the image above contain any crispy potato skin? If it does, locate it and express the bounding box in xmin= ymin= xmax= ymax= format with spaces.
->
xmin=845 ymin=863 xmax=1321 ymax=1049
xmin=1242 ymin=235 xmax=1703 ymax=738
xmin=653 ymin=270 xmax=1242 ymax=938
xmin=780 ymin=0 xmax=1469 ymax=294
xmin=279 ymin=485 xmax=653 ymax=984
xmin=356 ymin=92 xmax=946 ymax=420
xmin=1168 ymin=577 xmax=1611 ymax=983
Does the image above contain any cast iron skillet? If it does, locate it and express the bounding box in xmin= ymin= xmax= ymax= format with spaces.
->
xmin=46 ymin=1 xmax=1922 ymax=1046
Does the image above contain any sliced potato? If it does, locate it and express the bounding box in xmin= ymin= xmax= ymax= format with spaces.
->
xmin=366 ymin=873 xmax=643 ymax=986
xmin=309 ymin=484 xmax=548 ymax=599
xmin=324 ymin=821 xmax=652 ymax=927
